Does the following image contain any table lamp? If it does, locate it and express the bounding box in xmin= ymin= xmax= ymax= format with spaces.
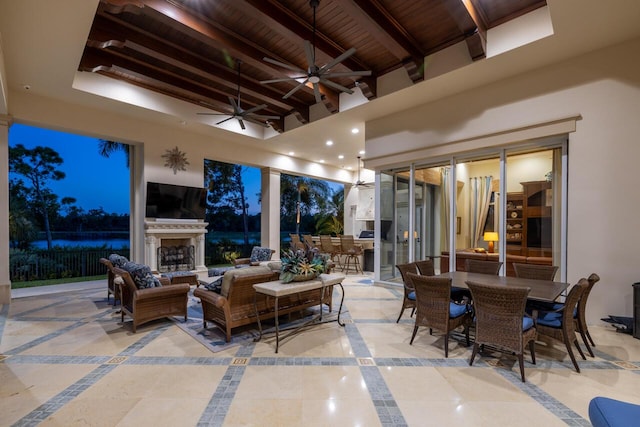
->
xmin=483 ymin=232 xmax=499 ymax=253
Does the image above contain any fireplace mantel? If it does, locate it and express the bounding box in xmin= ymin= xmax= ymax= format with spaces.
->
xmin=144 ymin=219 xmax=208 ymax=273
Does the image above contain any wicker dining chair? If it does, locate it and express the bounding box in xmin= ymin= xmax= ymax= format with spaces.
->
xmin=395 ymin=262 xmax=418 ymax=322
xmin=530 ymin=278 xmax=589 ymax=373
xmin=408 ymin=273 xmax=471 ymax=357
xmin=415 ymin=259 xmax=435 ymax=276
xmin=576 ymin=273 xmax=601 ymax=356
xmin=465 ymin=259 xmax=503 ymax=275
xmin=466 ymin=280 xmax=536 ymax=382
xmin=513 ymin=263 xmax=559 ymax=281
xmin=301 ymin=234 xmax=316 ymax=250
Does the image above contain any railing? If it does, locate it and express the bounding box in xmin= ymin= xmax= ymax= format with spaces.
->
xmin=9 ymin=248 xmax=131 ymax=282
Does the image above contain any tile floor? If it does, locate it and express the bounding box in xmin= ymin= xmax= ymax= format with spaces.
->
xmin=1 ymin=275 xmax=639 ymax=426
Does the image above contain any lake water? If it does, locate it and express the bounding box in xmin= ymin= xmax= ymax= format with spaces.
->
xmin=30 ymin=239 xmax=131 ymax=249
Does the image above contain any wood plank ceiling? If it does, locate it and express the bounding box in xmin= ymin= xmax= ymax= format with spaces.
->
xmin=79 ymin=0 xmax=546 ymax=133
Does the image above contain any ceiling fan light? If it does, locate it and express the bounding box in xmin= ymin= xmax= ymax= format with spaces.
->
xmin=309 ymin=76 xmax=320 ymax=84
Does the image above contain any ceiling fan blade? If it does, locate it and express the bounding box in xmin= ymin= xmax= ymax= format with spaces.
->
xmin=313 ymin=83 xmax=322 ymax=104
xmin=319 ymin=47 xmax=356 ymax=73
xmin=304 ymin=40 xmax=315 ymax=66
xmin=261 ymin=77 xmax=305 ymax=84
xmin=243 ymin=116 xmax=270 ymax=127
xmin=238 ymin=118 xmax=246 ymax=130
xmin=263 ymin=56 xmax=306 ymax=74
xmin=243 ymin=104 xmax=268 ymax=115
xmin=283 ymin=80 xmax=308 ymax=99
xmin=228 ymin=97 xmax=240 ymax=112
xmin=322 ymin=70 xmax=372 ymax=78
xmin=216 ymin=117 xmax=234 ymax=125
xmin=319 ymin=78 xmax=354 ymax=94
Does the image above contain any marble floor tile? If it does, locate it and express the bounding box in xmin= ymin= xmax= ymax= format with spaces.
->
xmin=2 ymin=276 xmax=640 ymax=426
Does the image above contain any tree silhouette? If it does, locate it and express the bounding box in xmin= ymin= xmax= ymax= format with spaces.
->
xmin=280 ymin=174 xmax=331 ymax=235
xmin=98 ymin=140 xmax=130 ymax=167
xmin=204 ymin=160 xmax=251 ymax=245
xmin=9 ymin=144 xmax=66 ymax=250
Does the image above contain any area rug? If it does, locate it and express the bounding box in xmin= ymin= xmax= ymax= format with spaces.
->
xmin=174 ymin=294 xmax=332 ymax=353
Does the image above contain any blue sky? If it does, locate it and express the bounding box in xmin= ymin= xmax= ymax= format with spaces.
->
xmin=9 ymin=124 xmax=130 ymax=214
xmin=9 ymin=124 xmax=341 ymax=216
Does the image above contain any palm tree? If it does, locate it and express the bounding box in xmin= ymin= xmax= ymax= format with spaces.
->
xmin=98 ymin=140 xmax=130 ymax=167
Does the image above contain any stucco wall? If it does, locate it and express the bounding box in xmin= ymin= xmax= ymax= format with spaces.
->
xmin=365 ymin=37 xmax=640 ymax=324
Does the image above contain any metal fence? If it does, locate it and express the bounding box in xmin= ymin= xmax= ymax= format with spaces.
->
xmin=9 ymin=248 xmax=131 ymax=282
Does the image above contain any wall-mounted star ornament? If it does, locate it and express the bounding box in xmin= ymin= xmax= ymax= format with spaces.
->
xmin=162 ymin=146 xmax=189 ymax=174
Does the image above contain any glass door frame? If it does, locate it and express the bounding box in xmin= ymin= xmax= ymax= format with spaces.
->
xmin=375 ymin=138 xmax=568 ymax=283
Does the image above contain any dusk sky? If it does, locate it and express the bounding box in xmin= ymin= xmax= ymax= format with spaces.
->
xmin=8 ymin=124 xmax=339 ymax=216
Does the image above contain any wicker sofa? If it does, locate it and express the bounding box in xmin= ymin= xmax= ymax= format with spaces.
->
xmin=440 ymin=250 xmax=552 ymax=277
xmin=193 ymin=265 xmax=335 ymax=342
xmin=113 ymin=265 xmax=190 ymax=332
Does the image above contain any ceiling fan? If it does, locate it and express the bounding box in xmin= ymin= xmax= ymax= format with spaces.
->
xmin=198 ymin=60 xmax=279 ymax=130
xmin=260 ymin=0 xmax=372 ymax=103
xmin=354 ymin=156 xmax=373 ymax=188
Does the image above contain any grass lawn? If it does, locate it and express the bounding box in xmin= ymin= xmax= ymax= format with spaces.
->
xmin=11 ymin=275 xmax=105 ymax=289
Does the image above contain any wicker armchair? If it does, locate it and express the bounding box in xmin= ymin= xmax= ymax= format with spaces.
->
xmin=395 ymin=262 xmax=418 ymax=322
xmin=465 ymin=280 xmax=536 ymax=382
xmin=301 ymin=234 xmax=316 ymax=250
xmin=113 ymin=266 xmax=190 ymax=333
xmin=415 ymin=259 xmax=435 ymax=276
xmin=407 ymin=273 xmax=471 ymax=357
xmin=289 ymin=234 xmax=306 ymax=251
xmin=100 ymin=258 xmax=122 ymax=306
xmin=234 ymin=247 xmax=275 ymax=267
xmin=513 ymin=263 xmax=558 ymax=280
xmin=339 ymin=235 xmax=363 ymax=274
xmin=530 ymin=278 xmax=589 ymax=373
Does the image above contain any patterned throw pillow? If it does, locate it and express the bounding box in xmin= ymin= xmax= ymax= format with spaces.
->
xmin=108 ymin=253 xmax=129 ymax=268
xmin=250 ymin=247 xmax=273 ymax=263
xmin=121 ymin=261 xmax=161 ymax=289
xmin=204 ymin=276 xmax=223 ymax=293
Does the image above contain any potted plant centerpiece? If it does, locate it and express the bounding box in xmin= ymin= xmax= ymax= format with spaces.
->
xmin=280 ymin=247 xmax=328 ymax=283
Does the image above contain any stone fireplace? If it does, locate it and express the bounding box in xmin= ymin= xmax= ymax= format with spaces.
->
xmin=144 ymin=219 xmax=208 ymax=274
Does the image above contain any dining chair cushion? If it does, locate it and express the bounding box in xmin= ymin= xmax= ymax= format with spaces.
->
xmin=535 ymin=311 xmax=563 ymax=328
xmin=408 ymin=291 xmax=416 ymax=300
xmin=589 ymin=397 xmax=640 ymax=427
xmin=522 ymin=316 xmax=534 ymax=331
xmin=449 ymin=302 xmax=467 ymax=318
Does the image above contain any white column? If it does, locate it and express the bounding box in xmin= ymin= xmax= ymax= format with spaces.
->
xmin=145 ymin=235 xmax=158 ymax=271
xmin=261 ymin=168 xmax=281 ymax=258
xmin=195 ymin=233 xmax=207 ymax=272
xmin=0 ymin=116 xmax=10 ymax=303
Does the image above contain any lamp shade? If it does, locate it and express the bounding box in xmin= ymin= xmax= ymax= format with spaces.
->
xmin=483 ymin=232 xmax=499 ymax=242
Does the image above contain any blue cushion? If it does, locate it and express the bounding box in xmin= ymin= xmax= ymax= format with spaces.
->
xmin=121 ymin=261 xmax=161 ymax=289
xmin=449 ymin=302 xmax=467 ymax=318
xmin=589 ymin=397 xmax=640 ymax=427
xmin=523 ymin=316 xmax=534 ymax=331
xmin=108 ymin=253 xmax=129 ymax=268
xmin=208 ymin=267 xmax=233 ymax=277
xmin=536 ymin=311 xmax=562 ymax=328
xmin=250 ymin=247 xmax=273 ymax=263
xmin=407 ymin=291 xmax=416 ymax=301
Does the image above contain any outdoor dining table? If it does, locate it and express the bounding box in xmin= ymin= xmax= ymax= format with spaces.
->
xmin=436 ymin=271 xmax=570 ymax=302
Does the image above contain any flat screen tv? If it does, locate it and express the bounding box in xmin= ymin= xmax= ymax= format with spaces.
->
xmin=145 ymin=182 xmax=207 ymax=220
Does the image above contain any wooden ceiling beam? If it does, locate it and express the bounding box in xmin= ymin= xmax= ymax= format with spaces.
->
xmin=100 ymin=0 xmax=331 ymax=117
xmin=88 ymin=19 xmax=310 ymax=120
xmin=342 ymin=0 xmax=424 ymax=82
xmin=238 ymin=0 xmax=372 ymax=74
xmin=448 ymin=0 xmax=487 ymax=60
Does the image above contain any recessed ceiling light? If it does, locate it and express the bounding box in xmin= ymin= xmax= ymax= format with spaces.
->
xmin=351 ymin=128 xmax=359 ymax=134
xmin=288 ymin=151 xmax=295 ymax=156
xmin=326 ymin=140 xmax=333 ymax=146
xmin=347 ymin=166 xmax=353 ymax=170
xmin=359 ymin=150 xmax=365 ymax=155
xmin=338 ymin=154 xmax=344 ymax=159
xmin=319 ymin=159 xmax=325 ymax=163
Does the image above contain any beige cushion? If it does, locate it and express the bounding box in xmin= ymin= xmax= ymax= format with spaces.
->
xmin=220 ymin=265 xmax=272 ymax=297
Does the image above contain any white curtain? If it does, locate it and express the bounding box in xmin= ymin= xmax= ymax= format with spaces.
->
xmin=440 ymin=168 xmax=451 ymax=251
xmin=469 ymin=176 xmax=493 ymax=248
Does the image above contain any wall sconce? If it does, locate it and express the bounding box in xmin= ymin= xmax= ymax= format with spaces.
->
xmin=483 ymin=231 xmax=499 ymax=253
xmin=403 ymin=230 xmax=418 ymax=241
